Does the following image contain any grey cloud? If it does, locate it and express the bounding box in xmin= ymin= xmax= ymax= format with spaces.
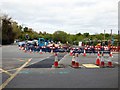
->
xmin=0 ymin=0 xmax=118 ymax=34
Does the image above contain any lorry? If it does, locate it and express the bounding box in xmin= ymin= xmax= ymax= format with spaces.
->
xmin=38 ymin=38 xmax=49 ymax=47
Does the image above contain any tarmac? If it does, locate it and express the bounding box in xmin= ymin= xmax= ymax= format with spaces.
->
xmin=0 ymin=45 xmax=119 ymax=89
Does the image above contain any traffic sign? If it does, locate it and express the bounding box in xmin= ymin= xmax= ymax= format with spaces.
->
xmin=25 ymin=34 xmax=29 ymax=40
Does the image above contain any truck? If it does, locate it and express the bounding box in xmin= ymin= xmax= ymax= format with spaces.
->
xmin=38 ymin=38 xmax=49 ymax=47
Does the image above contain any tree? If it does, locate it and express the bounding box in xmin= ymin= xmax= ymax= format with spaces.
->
xmin=44 ymin=34 xmax=53 ymax=40
xmin=76 ymin=32 xmax=82 ymax=36
xmin=23 ymin=27 xmax=28 ymax=32
xmin=53 ymin=31 xmax=68 ymax=43
xmin=12 ymin=21 xmax=22 ymax=39
xmin=66 ymin=34 xmax=74 ymax=44
xmin=83 ymin=33 xmax=89 ymax=38
xmin=39 ymin=31 xmax=42 ymax=35
xmin=2 ymin=14 xmax=15 ymax=45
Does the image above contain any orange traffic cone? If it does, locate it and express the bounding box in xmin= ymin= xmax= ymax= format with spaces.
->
xmin=51 ymin=49 xmax=53 ymax=53
xmin=19 ymin=46 xmax=22 ymax=50
xmin=101 ymin=51 xmax=104 ymax=56
xmin=21 ymin=47 xmax=24 ymax=50
xmin=29 ymin=49 xmax=32 ymax=53
xmin=97 ymin=51 xmax=100 ymax=57
xmin=39 ymin=49 xmax=43 ymax=54
xmin=75 ymin=53 xmax=79 ymax=68
xmin=100 ymin=54 xmax=105 ymax=67
xmin=70 ymin=50 xmax=73 ymax=56
xmin=83 ymin=49 xmax=86 ymax=56
xmin=71 ymin=56 xmax=76 ymax=67
xmin=107 ymin=56 xmax=113 ymax=67
xmin=96 ymin=56 xmax=100 ymax=66
xmin=109 ymin=51 xmax=113 ymax=57
xmin=101 ymin=61 xmax=105 ymax=67
xmin=24 ymin=47 xmax=27 ymax=53
xmin=54 ymin=53 xmax=58 ymax=68
xmin=108 ymin=61 xmax=112 ymax=67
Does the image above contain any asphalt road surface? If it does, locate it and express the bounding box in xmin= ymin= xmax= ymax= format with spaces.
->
xmin=5 ymin=68 xmax=118 ymax=88
xmin=25 ymin=53 xmax=65 ymax=68
xmin=0 ymin=45 xmax=119 ymax=89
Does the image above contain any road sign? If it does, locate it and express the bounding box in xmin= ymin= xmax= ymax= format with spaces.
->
xmin=25 ymin=34 xmax=29 ymax=40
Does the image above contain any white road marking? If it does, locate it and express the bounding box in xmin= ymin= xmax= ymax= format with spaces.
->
xmin=58 ymin=53 xmax=68 ymax=64
xmin=26 ymin=55 xmax=53 ymax=66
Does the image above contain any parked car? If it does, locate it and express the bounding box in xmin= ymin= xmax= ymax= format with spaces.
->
xmin=18 ymin=41 xmax=26 ymax=47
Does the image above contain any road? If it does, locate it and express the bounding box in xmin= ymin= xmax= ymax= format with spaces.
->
xmin=0 ymin=45 xmax=119 ymax=89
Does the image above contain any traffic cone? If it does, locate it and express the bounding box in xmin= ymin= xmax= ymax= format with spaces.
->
xmin=107 ymin=56 xmax=113 ymax=67
xmin=75 ymin=53 xmax=79 ymax=68
xmin=51 ymin=49 xmax=53 ymax=53
xmin=39 ymin=49 xmax=43 ymax=54
xmin=70 ymin=50 xmax=73 ymax=56
xmin=71 ymin=56 xmax=76 ymax=67
xmin=101 ymin=51 xmax=104 ymax=56
xmin=24 ymin=47 xmax=27 ymax=53
xmin=54 ymin=53 xmax=58 ymax=68
xmin=97 ymin=51 xmax=100 ymax=57
xmin=19 ymin=46 xmax=22 ymax=50
xmin=109 ymin=51 xmax=113 ymax=57
xmin=21 ymin=47 xmax=24 ymax=50
xmin=29 ymin=49 xmax=32 ymax=53
xmin=95 ymin=56 xmax=100 ymax=66
xmin=83 ymin=49 xmax=86 ymax=56
xmin=101 ymin=61 xmax=105 ymax=67
xmin=108 ymin=61 xmax=112 ymax=67
xmin=100 ymin=54 xmax=105 ymax=67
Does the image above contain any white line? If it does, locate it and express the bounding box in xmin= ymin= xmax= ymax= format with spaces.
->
xmin=0 ymin=58 xmax=32 ymax=89
xmin=58 ymin=53 xmax=68 ymax=63
xmin=26 ymin=55 xmax=53 ymax=66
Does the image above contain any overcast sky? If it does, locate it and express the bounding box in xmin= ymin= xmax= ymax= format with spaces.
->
xmin=0 ymin=0 xmax=119 ymax=34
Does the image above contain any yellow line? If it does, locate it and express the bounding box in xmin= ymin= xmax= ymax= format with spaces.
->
xmin=0 ymin=58 xmax=32 ymax=89
xmin=0 ymin=68 xmax=12 ymax=76
xmin=17 ymin=58 xmax=26 ymax=61
xmin=6 ymin=68 xmax=19 ymax=72
xmin=0 ymin=68 xmax=19 ymax=74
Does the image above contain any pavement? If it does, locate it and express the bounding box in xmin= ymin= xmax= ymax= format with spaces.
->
xmin=0 ymin=45 xmax=119 ymax=89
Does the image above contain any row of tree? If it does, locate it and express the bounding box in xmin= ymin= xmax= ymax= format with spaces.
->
xmin=0 ymin=14 xmax=118 ymax=45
